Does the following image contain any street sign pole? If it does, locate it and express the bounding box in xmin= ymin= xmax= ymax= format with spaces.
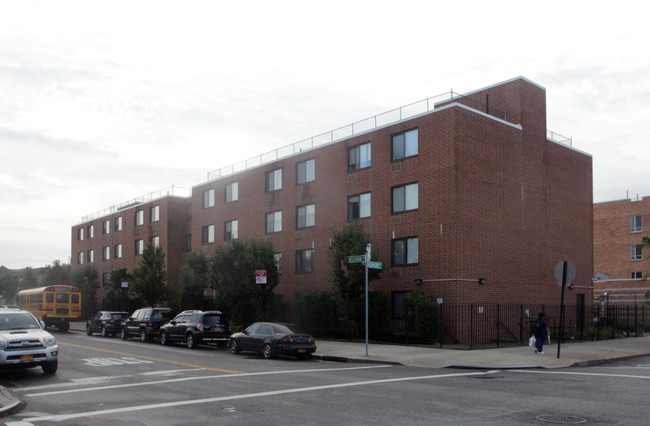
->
xmin=558 ymin=261 xmax=567 ymax=359
xmin=365 ymin=243 xmax=370 ymax=357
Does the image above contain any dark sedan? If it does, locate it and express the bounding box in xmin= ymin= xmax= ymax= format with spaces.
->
xmin=86 ymin=311 xmax=129 ymax=337
xmin=228 ymin=322 xmax=316 ymax=359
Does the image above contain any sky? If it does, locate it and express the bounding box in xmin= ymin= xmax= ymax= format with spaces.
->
xmin=1 ymin=1 xmax=649 ymax=269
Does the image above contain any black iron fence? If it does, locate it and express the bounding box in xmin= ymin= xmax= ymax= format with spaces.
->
xmin=287 ymin=302 xmax=648 ymax=349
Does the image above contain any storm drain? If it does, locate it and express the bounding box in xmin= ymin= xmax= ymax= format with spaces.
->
xmin=535 ymin=414 xmax=588 ymax=424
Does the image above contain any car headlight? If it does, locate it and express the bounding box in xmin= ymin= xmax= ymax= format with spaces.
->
xmin=42 ymin=335 xmax=57 ymax=347
xmin=0 ymin=338 xmax=5 ymax=350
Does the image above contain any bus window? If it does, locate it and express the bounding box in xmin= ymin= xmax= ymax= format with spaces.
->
xmin=71 ymin=294 xmax=80 ymax=303
xmin=46 ymin=293 xmax=54 ymax=303
xmin=56 ymin=294 xmax=69 ymax=303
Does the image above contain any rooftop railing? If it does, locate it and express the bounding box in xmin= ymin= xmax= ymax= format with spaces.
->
xmin=81 ymin=185 xmax=191 ymax=222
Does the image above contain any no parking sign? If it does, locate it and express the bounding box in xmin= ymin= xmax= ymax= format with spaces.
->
xmin=255 ymin=270 xmax=267 ymax=284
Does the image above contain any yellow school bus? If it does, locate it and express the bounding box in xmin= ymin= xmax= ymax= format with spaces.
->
xmin=16 ymin=285 xmax=81 ymax=332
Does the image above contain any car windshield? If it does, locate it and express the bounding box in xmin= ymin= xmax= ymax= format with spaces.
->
xmin=111 ymin=313 xmax=129 ymax=320
xmin=152 ymin=310 xmax=173 ymax=321
xmin=0 ymin=313 xmax=40 ymax=330
xmin=273 ymin=324 xmax=304 ymax=335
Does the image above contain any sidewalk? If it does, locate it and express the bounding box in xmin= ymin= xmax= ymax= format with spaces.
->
xmin=2 ymin=329 xmax=649 ymax=417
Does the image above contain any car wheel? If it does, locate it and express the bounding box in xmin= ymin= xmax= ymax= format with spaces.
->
xmin=42 ymin=360 xmax=58 ymax=375
xmin=139 ymin=328 xmax=148 ymax=343
xmin=86 ymin=324 xmax=93 ymax=336
xmin=263 ymin=343 xmax=273 ymax=359
xmin=101 ymin=326 xmax=108 ymax=337
xmin=120 ymin=327 xmax=128 ymax=340
xmin=230 ymin=339 xmax=240 ymax=354
xmin=160 ymin=331 xmax=169 ymax=346
xmin=186 ymin=334 xmax=196 ymax=349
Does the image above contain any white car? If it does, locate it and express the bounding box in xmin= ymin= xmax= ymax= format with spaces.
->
xmin=0 ymin=307 xmax=59 ymax=374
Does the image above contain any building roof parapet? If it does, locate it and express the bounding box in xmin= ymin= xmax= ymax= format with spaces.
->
xmin=206 ymin=82 xmax=574 ymax=181
xmin=80 ymin=185 xmax=190 ymax=223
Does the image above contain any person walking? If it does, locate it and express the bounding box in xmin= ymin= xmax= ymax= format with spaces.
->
xmin=531 ymin=312 xmax=550 ymax=354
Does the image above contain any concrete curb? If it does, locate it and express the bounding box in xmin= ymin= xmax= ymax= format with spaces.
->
xmin=0 ymin=386 xmax=24 ymax=418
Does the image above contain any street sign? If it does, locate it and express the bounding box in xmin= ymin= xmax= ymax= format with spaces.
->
xmin=348 ymin=255 xmax=366 ymax=264
xmin=554 ymin=260 xmax=576 ymax=286
xmin=255 ymin=269 xmax=267 ymax=284
xmin=367 ymin=261 xmax=382 ymax=270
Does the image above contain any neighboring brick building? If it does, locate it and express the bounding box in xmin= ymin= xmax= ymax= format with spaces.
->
xmin=72 ymin=77 xmax=594 ymax=326
xmin=593 ymin=197 xmax=650 ymax=305
xmin=71 ymin=187 xmax=190 ymax=303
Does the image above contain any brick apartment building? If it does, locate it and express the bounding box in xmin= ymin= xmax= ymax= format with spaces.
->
xmin=72 ymin=77 xmax=594 ymax=327
xmin=593 ymin=197 xmax=650 ymax=305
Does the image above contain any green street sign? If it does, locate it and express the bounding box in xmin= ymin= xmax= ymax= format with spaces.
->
xmin=348 ymin=255 xmax=366 ymax=264
xmin=367 ymin=261 xmax=383 ymax=270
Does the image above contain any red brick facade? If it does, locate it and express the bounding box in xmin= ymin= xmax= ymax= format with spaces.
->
xmin=72 ymin=77 xmax=594 ymax=315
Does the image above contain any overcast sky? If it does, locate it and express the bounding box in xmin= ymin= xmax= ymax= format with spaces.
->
xmin=1 ymin=1 xmax=649 ymax=269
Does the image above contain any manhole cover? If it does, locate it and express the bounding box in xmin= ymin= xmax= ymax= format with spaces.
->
xmin=535 ymin=415 xmax=588 ymax=424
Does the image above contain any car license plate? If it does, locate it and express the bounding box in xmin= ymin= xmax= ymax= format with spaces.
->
xmin=20 ymin=355 xmax=34 ymax=362
xmin=298 ymin=349 xmax=306 ymax=353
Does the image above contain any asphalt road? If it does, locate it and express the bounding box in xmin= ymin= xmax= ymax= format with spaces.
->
xmin=1 ymin=330 xmax=649 ymax=425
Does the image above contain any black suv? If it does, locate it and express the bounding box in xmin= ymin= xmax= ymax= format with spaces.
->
xmin=159 ymin=310 xmax=230 ymax=349
xmin=120 ymin=307 xmax=174 ymax=342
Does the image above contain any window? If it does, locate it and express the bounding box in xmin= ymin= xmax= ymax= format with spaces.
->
xmin=186 ymin=235 xmax=192 ymax=252
xmin=348 ymin=142 xmax=371 ymax=171
xmin=150 ymin=236 xmax=159 ymax=248
xmin=631 ymin=244 xmax=642 ymax=261
xmin=266 ymin=168 xmax=282 ymax=192
xmin=114 ymin=243 xmax=123 ymax=259
xmin=225 ymin=182 xmax=239 ymax=203
xmin=631 ymin=215 xmax=643 ymax=233
xmin=103 ymin=220 xmax=111 ymax=235
xmin=296 ymin=159 xmax=315 ymax=184
xmin=274 ymin=253 xmax=282 ymax=273
xmin=102 ymin=246 xmax=110 ymax=261
xmin=631 ymin=271 xmax=643 ymax=279
xmin=266 ymin=211 xmax=282 ymax=233
xmin=392 ymin=129 xmax=418 ymax=160
xmin=297 ymin=204 xmax=315 ymax=229
xmin=87 ymin=249 xmax=94 ymax=263
xmin=135 ymin=240 xmax=144 ymax=255
xmin=87 ymin=225 xmax=94 ymax=239
xmin=77 ymin=252 xmax=84 ymax=265
xmin=392 ymin=183 xmax=418 ymax=213
xmin=150 ymin=205 xmax=160 ymax=223
xmin=135 ymin=210 xmax=144 ymax=226
xmin=202 ymin=225 xmax=215 ymax=244
xmin=348 ymin=193 xmax=371 ymax=220
xmin=102 ymin=273 xmax=110 ymax=286
xmin=203 ymin=188 xmax=215 ymax=208
xmin=392 ymin=237 xmax=419 ymax=266
xmin=224 ymin=220 xmax=238 ymax=241
xmin=78 ymin=228 xmax=84 ymax=241
xmin=114 ymin=216 xmax=123 ymax=232
xmin=295 ymin=249 xmax=314 ymax=274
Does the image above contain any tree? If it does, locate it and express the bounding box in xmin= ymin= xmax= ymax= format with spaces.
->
xmin=208 ymin=239 xmax=278 ymax=327
xmin=0 ymin=273 xmax=19 ymax=303
xmin=327 ymin=222 xmax=380 ymax=333
xmin=132 ymin=244 xmax=167 ymax=307
xmin=70 ymin=265 xmax=100 ymax=320
xmin=21 ymin=267 xmax=40 ymax=289
xmin=179 ymin=251 xmax=213 ymax=311
xmin=43 ymin=260 xmax=70 ymax=286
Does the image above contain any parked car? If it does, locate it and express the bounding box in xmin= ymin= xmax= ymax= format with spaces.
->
xmin=0 ymin=306 xmax=59 ymax=374
xmin=228 ymin=322 xmax=316 ymax=359
xmin=86 ymin=311 xmax=129 ymax=337
xmin=120 ymin=307 xmax=174 ymax=342
xmin=160 ymin=310 xmax=230 ymax=349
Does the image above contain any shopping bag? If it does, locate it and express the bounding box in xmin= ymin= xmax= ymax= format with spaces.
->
xmin=528 ymin=335 xmax=536 ymax=347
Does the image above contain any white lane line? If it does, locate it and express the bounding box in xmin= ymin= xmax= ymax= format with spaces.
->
xmin=510 ymin=369 xmax=650 ymax=380
xmin=22 ymin=370 xmax=491 ymax=423
xmin=25 ymin=365 xmax=392 ymax=397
